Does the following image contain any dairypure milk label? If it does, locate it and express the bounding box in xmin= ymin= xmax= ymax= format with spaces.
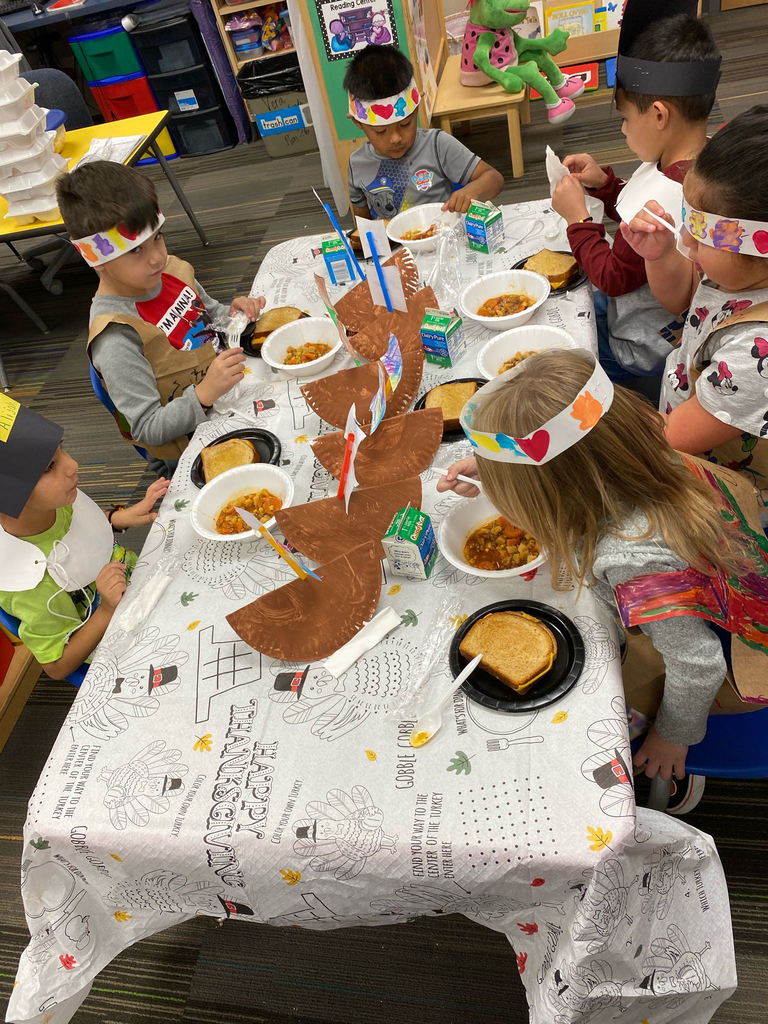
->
xmin=382 ymin=506 xmax=437 ymax=579
xmin=465 ymin=200 xmax=504 ymax=254
xmin=420 ymin=307 xmax=466 ymax=368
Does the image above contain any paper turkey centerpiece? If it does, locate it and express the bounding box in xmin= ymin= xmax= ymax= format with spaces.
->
xmin=312 ymin=408 xmax=443 ymax=487
xmin=274 ymin=477 xmax=422 ymax=563
xmin=334 ymin=248 xmax=420 ymax=334
xmin=352 ymin=286 xmax=437 ymax=359
xmin=226 ymin=541 xmax=382 ymax=662
xmin=301 ymin=346 xmax=422 ymax=429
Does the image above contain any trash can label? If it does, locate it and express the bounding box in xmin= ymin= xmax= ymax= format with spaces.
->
xmin=255 ymin=105 xmax=306 ymax=136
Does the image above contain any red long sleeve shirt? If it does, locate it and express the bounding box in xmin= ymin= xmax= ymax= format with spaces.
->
xmin=565 ymin=162 xmax=691 ymax=298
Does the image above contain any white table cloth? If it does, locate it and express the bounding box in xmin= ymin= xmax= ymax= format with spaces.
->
xmin=8 ymin=201 xmax=736 ymax=1024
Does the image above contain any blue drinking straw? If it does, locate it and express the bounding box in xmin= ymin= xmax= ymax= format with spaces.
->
xmin=312 ymin=188 xmax=365 ymax=282
xmin=367 ymin=232 xmax=393 ymax=312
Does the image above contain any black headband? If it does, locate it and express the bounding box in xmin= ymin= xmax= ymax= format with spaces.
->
xmin=616 ymin=55 xmax=722 ymax=97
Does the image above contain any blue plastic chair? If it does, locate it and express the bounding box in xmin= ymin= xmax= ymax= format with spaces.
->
xmin=0 ymin=607 xmax=86 ymax=687
xmin=89 ymin=365 xmax=148 ymax=462
xmin=684 ymin=708 xmax=768 ymax=778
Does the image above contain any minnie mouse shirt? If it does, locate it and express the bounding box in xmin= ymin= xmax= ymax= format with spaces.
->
xmin=661 ymin=278 xmax=768 ymax=443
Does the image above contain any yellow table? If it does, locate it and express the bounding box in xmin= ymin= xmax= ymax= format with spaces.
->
xmin=432 ymin=54 xmax=531 ymax=179
xmin=0 ymin=110 xmax=208 ymax=244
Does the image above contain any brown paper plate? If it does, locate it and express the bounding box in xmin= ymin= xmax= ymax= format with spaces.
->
xmin=312 ymin=408 xmax=443 ymax=486
xmin=301 ymin=346 xmax=423 ymax=429
xmin=275 ymin=477 xmax=422 ymax=562
xmin=226 ymin=540 xmax=382 ymax=662
xmin=353 ymin=286 xmax=437 ymax=360
xmin=334 ymin=249 xmax=421 ymax=334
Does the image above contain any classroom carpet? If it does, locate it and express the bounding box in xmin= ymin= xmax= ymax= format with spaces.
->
xmin=1 ymin=7 xmax=767 ymax=1022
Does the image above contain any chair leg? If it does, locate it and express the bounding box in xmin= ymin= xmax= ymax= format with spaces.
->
xmin=148 ymin=140 xmax=209 ymax=247
xmin=507 ymin=105 xmax=524 ymax=178
xmin=439 ymin=115 xmax=454 ymax=136
xmin=647 ymin=775 xmax=672 ymax=812
xmin=521 ymin=88 xmax=531 ymax=125
xmin=39 ymin=241 xmax=78 ymax=294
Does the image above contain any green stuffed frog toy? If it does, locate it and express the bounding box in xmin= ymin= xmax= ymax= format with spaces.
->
xmin=461 ymin=0 xmax=583 ymax=123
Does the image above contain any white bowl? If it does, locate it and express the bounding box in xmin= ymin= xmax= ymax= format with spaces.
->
xmin=190 ymin=464 xmax=294 ymax=542
xmin=477 ymin=325 xmax=579 ymax=380
xmin=459 ymin=270 xmax=550 ymax=333
xmin=261 ymin=316 xmax=342 ymax=377
xmin=437 ymin=494 xmax=546 ymax=579
xmin=387 ymin=203 xmax=461 ymax=253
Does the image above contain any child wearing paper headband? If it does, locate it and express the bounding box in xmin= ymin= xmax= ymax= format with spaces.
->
xmin=344 ymin=46 xmax=503 ymax=219
xmin=440 ymin=349 xmax=768 ymax=810
xmin=56 ymin=162 xmax=265 ymax=476
xmin=0 ymin=403 xmax=168 ymax=680
xmin=622 ymin=105 xmax=768 ymax=514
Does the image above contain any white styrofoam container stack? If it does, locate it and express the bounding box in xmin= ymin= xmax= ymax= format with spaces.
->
xmin=0 ymin=51 xmax=64 ymax=224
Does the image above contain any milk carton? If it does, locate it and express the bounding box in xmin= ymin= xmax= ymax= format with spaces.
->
xmin=465 ymin=200 xmax=504 ymax=254
xmin=420 ymin=307 xmax=466 ymax=368
xmin=382 ymin=506 xmax=437 ymax=579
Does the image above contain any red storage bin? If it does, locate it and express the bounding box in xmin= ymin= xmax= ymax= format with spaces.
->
xmin=89 ymin=72 xmax=159 ymax=121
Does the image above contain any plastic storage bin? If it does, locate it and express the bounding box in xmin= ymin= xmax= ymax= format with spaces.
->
xmin=69 ymin=26 xmax=142 ymax=82
xmin=89 ymin=72 xmax=158 ymax=121
xmin=167 ymin=106 xmax=235 ymax=156
xmin=130 ymin=17 xmax=205 ymax=75
xmin=148 ymin=64 xmax=218 ymax=115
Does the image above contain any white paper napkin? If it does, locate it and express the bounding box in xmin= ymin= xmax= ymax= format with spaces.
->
xmin=323 ymin=606 xmax=401 ymax=678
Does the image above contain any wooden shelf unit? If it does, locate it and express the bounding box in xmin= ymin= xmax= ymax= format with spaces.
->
xmin=208 ymin=0 xmax=296 ymax=115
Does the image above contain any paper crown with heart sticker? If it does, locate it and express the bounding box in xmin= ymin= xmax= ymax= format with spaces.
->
xmin=73 ymin=212 xmax=165 ymax=267
xmin=348 ymin=79 xmax=421 ymax=126
xmin=460 ymin=350 xmax=614 ymax=465
xmin=682 ymin=199 xmax=768 ymax=258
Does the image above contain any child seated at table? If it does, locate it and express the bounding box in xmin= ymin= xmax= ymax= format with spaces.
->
xmin=439 ymin=349 xmax=768 ymax=813
xmin=0 ymin=403 xmax=167 ymax=680
xmin=56 ymin=162 xmax=265 ymax=477
xmin=344 ymin=45 xmax=503 ymax=219
xmin=621 ymin=105 xmax=768 ymax=518
xmin=551 ymin=10 xmax=720 ymax=382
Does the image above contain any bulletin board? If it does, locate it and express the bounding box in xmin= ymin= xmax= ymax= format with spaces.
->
xmin=303 ymin=0 xmax=412 ymax=143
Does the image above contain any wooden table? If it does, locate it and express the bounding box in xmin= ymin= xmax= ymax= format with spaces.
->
xmin=432 ymin=53 xmax=531 ymax=179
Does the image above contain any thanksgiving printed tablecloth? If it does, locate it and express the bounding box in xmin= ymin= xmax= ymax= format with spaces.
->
xmin=8 ymin=206 xmax=736 ymax=1024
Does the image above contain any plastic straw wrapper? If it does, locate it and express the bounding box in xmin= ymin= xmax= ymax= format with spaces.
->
xmin=212 ymin=310 xmax=251 ymax=352
xmin=389 ymin=591 xmax=463 ymax=718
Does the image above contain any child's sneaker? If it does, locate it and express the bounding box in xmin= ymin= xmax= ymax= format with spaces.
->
xmin=555 ymin=75 xmax=586 ymax=101
xmin=546 ymin=97 xmax=576 ymax=124
xmin=666 ymin=773 xmax=706 ymax=815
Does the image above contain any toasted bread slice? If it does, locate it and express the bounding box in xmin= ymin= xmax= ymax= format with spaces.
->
xmin=524 ymin=249 xmax=579 ymax=290
xmin=251 ymin=307 xmax=306 ymax=347
xmin=425 ymin=381 xmax=478 ymax=431
xmin=201 ymin=438 xmax=257 ymax=483
xmin=459 ymin=611 xmax=557 ymax=694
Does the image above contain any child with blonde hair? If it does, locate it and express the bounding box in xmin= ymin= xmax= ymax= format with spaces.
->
xmin=440 ymin=348 xmax=768 ymax=812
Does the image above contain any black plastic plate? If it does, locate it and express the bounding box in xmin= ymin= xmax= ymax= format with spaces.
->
xmin=191 ymin=428 xmax=282 ymax=489
xmin=511 ymin=250 xmax=588 ymax=294
xmin=450 ymin=599 xmax=585 ymax=713
xmin=414 ymin=378 xmax=486 ymax=443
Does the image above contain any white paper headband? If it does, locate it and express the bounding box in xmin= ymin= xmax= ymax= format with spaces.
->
xmin=348 ymin=78 xmax=420 ymax=126
xmin=460 ymin=351 xmax=615 ymax=465
xmin=73 ymin=212 xmax=165 ymax=267
xmin=682 ymin=199 xmax=768 ymax=258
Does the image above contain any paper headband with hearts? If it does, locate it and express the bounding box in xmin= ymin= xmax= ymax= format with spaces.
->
xmin=73 ymin=213 xmax=166 ymax=267
xmin=682 ymin=200 xmax=768 ymax=258
xmin=460 ymin=351 xmax=615 ymax=465
xmin=348 ymin=79 xmax=420 ymax=126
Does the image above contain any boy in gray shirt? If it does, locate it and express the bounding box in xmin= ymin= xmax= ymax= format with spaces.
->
xmin=344 ymin=46 xmax=503 ymax=220
xmin=57 ymin=162 xmax=264 ymax=474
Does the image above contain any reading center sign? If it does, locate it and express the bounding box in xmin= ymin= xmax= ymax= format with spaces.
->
xmin=316 ymin=0 xmax=399 ymax=61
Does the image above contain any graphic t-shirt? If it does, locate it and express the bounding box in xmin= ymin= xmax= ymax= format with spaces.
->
xmin=135 ymin=273 xmax=219 ymax=352
xmin=661 ymin=278 xmax=768 ymax=480
xmin=348 ymin=128 xmax=480 ymax=219
xmin=0 ymin=507 xmax=136 ymax=665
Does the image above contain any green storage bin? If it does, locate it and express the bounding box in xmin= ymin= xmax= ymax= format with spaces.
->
xmin=69 ymin=26 xmax=142 ymax=84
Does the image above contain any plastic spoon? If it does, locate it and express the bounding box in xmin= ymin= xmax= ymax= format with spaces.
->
xmin=409 ymin=653 xmax=483 ymax=748
xmin=428 ymin=466 xmax=482 ymax=492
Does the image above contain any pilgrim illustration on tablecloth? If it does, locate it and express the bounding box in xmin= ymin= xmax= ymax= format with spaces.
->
xmin=99 ymin=739 xmax=188 ymax=830
xmin=66 ymin=627 xmax=188 ymax=741
xmin=573 ymin=615 xmax=619 ymax=695
xmin=637 ymin=924 xmax=717 ymax=1009
xmin=548 ymin=958 xmax=625 ymax=1024
xmin=571 ymin=859 xmax=634 ymax=955
xmin=638 ymin=844 xmax=691 ymax=922
xmin=293 ymin=785 xmax=397 ymax=880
